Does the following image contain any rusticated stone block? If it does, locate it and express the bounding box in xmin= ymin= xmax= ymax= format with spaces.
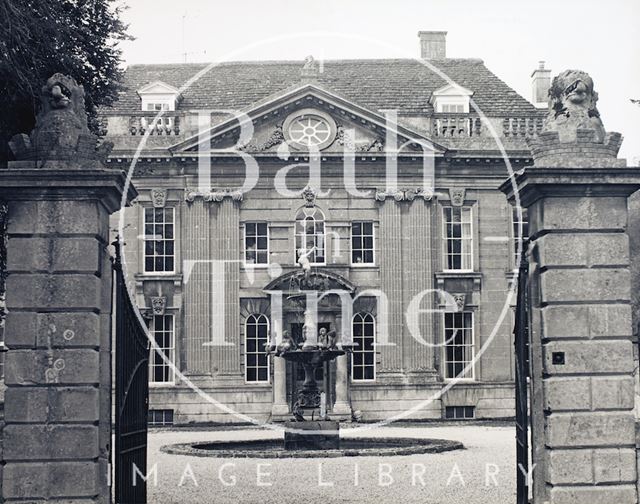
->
xmin=591 ymin=376 xmax=636 ymax=410
xmin=538 ymin=233 xmax=629 ymax=268
xmin=3 ymin=425 xmax=99 ymax=460
xmin=544 ymin=377 xmax=591 ymax=411
xmin=5 ymin=349 xmax=99 ymax=385
xmin=543 ymin=340 xmax=634 ymax=375
xmin=5 ymin=274 xmax=103 ymax=310
xmin=7 ymin=200 xmax=109 ymax=237
xmin=3 ymin=461 xmax=98 ymax=498
xmin=593 ymin=448 xmax=637 ymax=484
xmin=4 ymin=387 xmax=99 ymax=423
xmin=549 ymin=485 xmax=637 ymax=504
xmin=540 ymin=269 xmax=630 ymax=303
xmin=541 ymin=304 xmax=632 ymax=339
xmin=544 ymin=376 xmax=635 ymax=411
xmin=546 ymin=412 xmax=635 ymax=448
xmin=547 ymin=449 xmax=593 ymax=484
xmin=538 ymin=196 xmax=628 ymax=232
xmin=6 ymin=237 xmax=102 ymax=274
xmin=4 ymin=312 xmax=102 ymax=348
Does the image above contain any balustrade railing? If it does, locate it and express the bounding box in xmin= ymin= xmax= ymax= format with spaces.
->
xmin=432 ymin=114 xmax=544 ymax=138
xmin=128 ymin=115 xmax=181 ymax=136
xmin=502 ymin=116 xmax=544 ymax=138
xmin=432 ymin=115 xmax=481 ymax=138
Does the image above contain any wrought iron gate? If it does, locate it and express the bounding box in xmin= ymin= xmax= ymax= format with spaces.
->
xmin=114 ymin=245 xmax=150 ymax=504
xmin=514 ymin=253 xmax=530 ymax=504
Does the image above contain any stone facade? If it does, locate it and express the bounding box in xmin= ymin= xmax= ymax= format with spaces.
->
xmin=103 ymin=53 xmax=546 ymax=425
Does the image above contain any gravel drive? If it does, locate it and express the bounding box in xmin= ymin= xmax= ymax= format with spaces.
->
xmin=145 ymin=422 xmax=517 ymax=504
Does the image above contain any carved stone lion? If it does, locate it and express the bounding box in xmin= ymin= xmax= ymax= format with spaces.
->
xmin=9 ymin=73 xmax=112 ymax=163
xmin=543 ymin=70 xmax=605 ymax=142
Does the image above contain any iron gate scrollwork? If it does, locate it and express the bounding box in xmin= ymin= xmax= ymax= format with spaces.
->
xmin=514 ymin=249 xmax=530 ymax=504
xmin=114 ymin=243 xmax=150 ymax=504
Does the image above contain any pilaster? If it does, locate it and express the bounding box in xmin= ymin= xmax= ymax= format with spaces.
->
xmin=377 ymin=198 xmax=404 ymax=374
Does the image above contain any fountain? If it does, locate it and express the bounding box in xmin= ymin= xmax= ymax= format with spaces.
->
xmin=266 ymin=278 xmax=348 ymax=450
xmin=159 ymin=256 xmax=465 ymax=458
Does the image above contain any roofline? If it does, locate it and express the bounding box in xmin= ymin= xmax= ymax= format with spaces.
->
xmin=124 ymin=57 xmax=485 ymax=69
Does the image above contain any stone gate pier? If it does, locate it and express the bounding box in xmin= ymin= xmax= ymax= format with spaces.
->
xmin=501 ymin=70 xmax=640 ymax=504
xmin=0 ymin=75 xmax=135 ymax=502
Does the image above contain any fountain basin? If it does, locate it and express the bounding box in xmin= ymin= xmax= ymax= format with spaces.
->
xmin=160 ymin=436 xmax=464 ymax=459
xmin=283 ymin=420 xmax=339 ymax=450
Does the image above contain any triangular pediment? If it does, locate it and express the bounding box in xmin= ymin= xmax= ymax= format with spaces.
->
xmin=429 ymin=83 xmax=474 ymax=103
xmin=137 ymin=81 xmax=180 ymax=95
xmin=169 ymin=83 xmax=446 ymax=155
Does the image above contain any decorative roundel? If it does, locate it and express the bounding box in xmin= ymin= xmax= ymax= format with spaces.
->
xmin=283 ymin=109 xmax=337 ymax=151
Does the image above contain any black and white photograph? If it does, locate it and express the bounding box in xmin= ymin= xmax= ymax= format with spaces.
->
xmin=0 ymin=0 xmax=639 ymax=502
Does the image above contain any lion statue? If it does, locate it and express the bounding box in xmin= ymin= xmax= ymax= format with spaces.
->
xmin=9 ymin=73 xmax=112 ymax=162
xmin=31 ymin=73 xmax=91 ymax=151
xmin=543 ymin=69 xmax=606 ymax=142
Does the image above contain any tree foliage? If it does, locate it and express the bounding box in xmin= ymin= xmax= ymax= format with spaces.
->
xmin=0 ymin=0 xmax=132 ymax=161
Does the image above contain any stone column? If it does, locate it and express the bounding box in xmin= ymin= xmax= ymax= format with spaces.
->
xmin=402 ymin=197 xmax=436 ymax=377
xmin=0 ymin=168 xmax=135 ymax=503
xmin=211 ymin=195 xmax=242 ymax=379
xmin=182 ymin=196 xmax=211 ymax=376
xmin=332 ymin=313 xmax=351 ymax=419
xmin=377 ymin=196 xmax=404 ymax=375
xmin=271 ymin=357 xmax=289 ymax=418
xmin=501 ymin=72 xmax=639 ymax=504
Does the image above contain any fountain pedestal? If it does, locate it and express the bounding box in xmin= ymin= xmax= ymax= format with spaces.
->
xmin=284 ymin=421 xmax=340 ymax=450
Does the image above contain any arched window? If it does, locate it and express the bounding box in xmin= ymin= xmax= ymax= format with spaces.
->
xmin=295 ymin=207 xmax=325 ymax=264
xmin=245 ymin=314 xmax=269 ymax=383
xmin=351 ymin=313 xmax=375 ymax=381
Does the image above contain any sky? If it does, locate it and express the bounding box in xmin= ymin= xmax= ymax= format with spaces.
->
xmin=118 ymin=0 xmax=640 ymax=161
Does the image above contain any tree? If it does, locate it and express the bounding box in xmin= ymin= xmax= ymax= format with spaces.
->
xmin=0 ymin=0 xmax=132 ymax=163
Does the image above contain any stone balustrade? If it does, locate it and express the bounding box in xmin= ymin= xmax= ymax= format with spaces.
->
xmin=432 ymin=114 xmax=544 ymax=138
xmin=502 ymin=116 xmax=544 ymax=137
xmin=432 ymin=115 xmax=481 ymax=137
xmin=128 ymin=114 xmax=181 ymax=135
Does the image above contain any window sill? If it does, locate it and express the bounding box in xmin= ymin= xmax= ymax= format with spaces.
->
xmin=137 ymin=272 xmax=181 ymax=279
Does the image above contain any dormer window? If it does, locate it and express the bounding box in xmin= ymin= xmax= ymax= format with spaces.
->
xmin=137 ymin=81 xmax=180 ymax=112
xmin=146 ymin=103 xmax=170 ymax=111
xmin=430 ymin=84 xmax=473 ymax=114
xmin=440 ymin=103 xmax=466 ymax=113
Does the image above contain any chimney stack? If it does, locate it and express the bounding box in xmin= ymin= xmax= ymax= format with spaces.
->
xmin=531 ymin=60 xmax=551 ymax=108
xmin=418 ymin=31 xmax=447 ymax=59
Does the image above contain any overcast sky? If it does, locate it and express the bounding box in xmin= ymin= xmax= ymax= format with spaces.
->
xmin=119 ymin=0 xmax=640 ymax=161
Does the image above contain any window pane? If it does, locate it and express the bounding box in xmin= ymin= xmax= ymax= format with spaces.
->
xmin=444 ymin=312 xmax=474 ymax=379
xmin=245 ymin=315 xmax=269 ymax=382
xmin=444 ymin=207 xmax=472 ymax=271
xmin=351 ymin=221 xmax=374 ymax=264
xmin=144 ymin=208 xmax=175 ymax=273
xmin=352 ymin=313 xmax=375 ymax=381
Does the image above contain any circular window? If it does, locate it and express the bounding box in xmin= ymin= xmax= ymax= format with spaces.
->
xmin=283 ymin=109 xmax=337 ymax=151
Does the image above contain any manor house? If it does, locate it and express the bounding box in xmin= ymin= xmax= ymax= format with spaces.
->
xmin=103 ymin=31 xmax=547 ymax=424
